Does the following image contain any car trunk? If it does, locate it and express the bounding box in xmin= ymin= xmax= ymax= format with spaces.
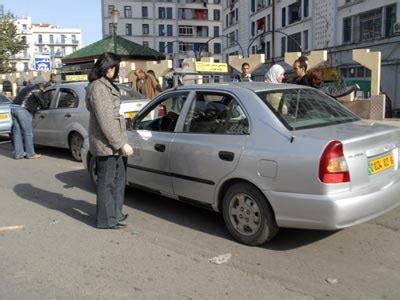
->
xmin=299 ymin=120 xmax=400 ymax=192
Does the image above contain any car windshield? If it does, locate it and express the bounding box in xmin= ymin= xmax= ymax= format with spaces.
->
xmin=256 ymin=88 xmax=359 ymax=130
xmin=117 ymin=84 xmax=147 ymax=101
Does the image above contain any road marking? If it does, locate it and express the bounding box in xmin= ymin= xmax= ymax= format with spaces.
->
xmin=0 ymin=225 xmax=24 ymax=232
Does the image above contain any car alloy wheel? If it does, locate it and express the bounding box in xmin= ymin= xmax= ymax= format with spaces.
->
xmin=69 ymin=132 xmax=83 ymax=161
xmin=222 ymin=182 xmax=278 ymax=245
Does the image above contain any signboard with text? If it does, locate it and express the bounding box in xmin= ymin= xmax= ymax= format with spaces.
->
xmin=34 ymin=55 xmax=52 ymax=71
xmin=195 ymin=62 xmax=228 ymax=73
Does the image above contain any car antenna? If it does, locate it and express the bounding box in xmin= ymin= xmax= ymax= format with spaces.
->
xmin=290 ymin=90 xmax=301 ymax=143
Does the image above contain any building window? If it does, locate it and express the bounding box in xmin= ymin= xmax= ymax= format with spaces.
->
xmin=214 ymin=43 xmax=221 ymax=54
xmin=142 ymin=6 xmax=148 ymax=18
xmin=303 ymin=0 xmax=309 ymax=18
xmin=303 ymin=30 xmax=308 ymax=51
xmin=267 ymin=14 xmax=271 ymax=31
xmin=359 ymin=8 xmax=382 ymax=41
xmin=61 ymin=35 xmax=66 ymax=44
xmin=143 ymin=41 xmax=149 ymax=47
xmin=213 ymin=26 xmax=219 ymax=37
xmin=288 ymin=32 xmax=301 ymax=52
xmin=167 ymin=42 xmax=173 ymax=53
xmin=22 ymin=24 xmax=27 ymax=30
xmin=142 ymin=24 xmax=149 ymax=35
xmin=251 ymin=22 xmax=255 ymax=36
xmin=72 ymin=34 xmax=77 ymax=43
xmin=251 ymin=0 xmax=256 ymax=12
xmin=179 ymin=25 xmax=193 ymax=36
xmin=256 ymin=17 xmax=265 ymax=33
xmin=167 ymin=25 xmax=173 ymax=36
xmin=38 ymin=34 xmax=43 ymax=44
xmin=214 ymin=9 xmax=220 ymax=21
xmin=280 ymin=36 xmax=286 ymax=57
xmin=108 ymin=23 xmax=113 ymax=35
xmin=159 ymin=41 xmax=165 ymax=53
xmin=126 ymin=24 xmax=132 ymax=35
xmin=159 ymin=24 xmax=165 ymax=36
xmin=50 ymin=46 xmax=54 ymax=55
xmin=49 ymin=35 xmax=54 ymax=44
xmin=159 ymin=7 xmax=165 ymax=19
xmin=266 ymin=41 xmax=271 ymax=59
xmin=108 ymin=5 xmax=114 ymax=16
xmin=124 ymin=6 xmax=132 ymax=18
xmin=282 ymin=7 xmax=286 ymax=27
xmin=166 ymin=7 xmax=173 ymax=19
xmin=343 ymin=17 xmax=352 ymax=43
xmin=385 ymin=4 xmax=396 ymax=36
xmin=288 ymin=2 xmax=301 ymax=24
xmin=179 ymin=42 xmax=194 ymax=53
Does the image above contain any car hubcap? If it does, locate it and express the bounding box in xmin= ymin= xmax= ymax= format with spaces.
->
xmin=229 ymin=193 xmax=261 ymax=236
xmin=71 ymin=135 xmax=82 ymax=160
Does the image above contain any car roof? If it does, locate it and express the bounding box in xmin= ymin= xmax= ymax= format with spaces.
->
xmin=171 ymin=82 xmax=313 ymax=93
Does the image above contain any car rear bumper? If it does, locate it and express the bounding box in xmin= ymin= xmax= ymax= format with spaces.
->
xmin=265 ymin=175 xmax=400 ymax=230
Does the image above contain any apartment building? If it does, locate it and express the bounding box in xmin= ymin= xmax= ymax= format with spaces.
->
xmin=223 ymin=0 xmax=400 ymax=108
xmin=13 ymin=16 xmax=82 ymax=72
xmin=101 ymin=0 xmax=223 ymax=66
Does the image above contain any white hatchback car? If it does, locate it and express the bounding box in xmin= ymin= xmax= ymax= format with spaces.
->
xmin=32 ymin=82 xmax=149 ymax=161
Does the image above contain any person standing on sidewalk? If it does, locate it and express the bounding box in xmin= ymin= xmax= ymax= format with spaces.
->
xmin=86 ymin=52 xmax=134 ymax=230
xmin=10 ymin=104 xmax=41 ymax=159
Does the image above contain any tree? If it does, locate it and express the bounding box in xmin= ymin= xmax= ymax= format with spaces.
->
xmin=0 ymin=12 xmax=25 ymax=73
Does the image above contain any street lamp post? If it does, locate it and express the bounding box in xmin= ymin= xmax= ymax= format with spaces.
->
xmin=111 ymin=8 xmax=120 ymax=54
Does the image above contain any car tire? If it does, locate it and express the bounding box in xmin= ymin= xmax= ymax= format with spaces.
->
xmin=222 ymin=182 xmax=278 ymax=246
xmin=69 ymin=132 xmax=83 ymax=161
xmin=89 ymin=155 xmax=97 ymax=188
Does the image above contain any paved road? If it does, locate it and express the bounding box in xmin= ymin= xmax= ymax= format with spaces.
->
xmin=0 ymin=135 xmax=399 ymax=299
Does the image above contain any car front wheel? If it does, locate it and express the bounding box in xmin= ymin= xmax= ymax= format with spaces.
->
xmin=69 ymin=132 xmax=83 ymax=161
xmin=89 ymin=155 xmax=97 ymax=188
xmin=222 ymin=182 xmax=278 ymax=246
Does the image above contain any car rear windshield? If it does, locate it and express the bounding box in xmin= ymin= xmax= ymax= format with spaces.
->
xmin=256 ymin=88 xmax=359 ymax=130
xmin=117 ymin=84 xmax=147 ymax=101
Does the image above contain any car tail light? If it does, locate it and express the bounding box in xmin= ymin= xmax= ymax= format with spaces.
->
xmin=158 ymin=105 xmax=166 ymax=117
xmin=319 ymin=140 xmax=350 ymax=184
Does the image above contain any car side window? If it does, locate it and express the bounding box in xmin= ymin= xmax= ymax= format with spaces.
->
xmin=183 ymin=92 xmax=249 ymax=135
xmin=57 ymin=89 xmax=78 ymax=109
xmin=136 ymin=93 xmax=188 ymax=132
xmin=38 ymin=89 xmax=56 ymax=110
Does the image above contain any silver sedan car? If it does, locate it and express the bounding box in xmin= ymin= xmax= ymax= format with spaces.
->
xmin=0 ymin=94 xmax=12 ymax=134
xmin=82 ymin=83 xmax=400 ymax=245
xmin=32 ymin=82 xmax=149 ymax=161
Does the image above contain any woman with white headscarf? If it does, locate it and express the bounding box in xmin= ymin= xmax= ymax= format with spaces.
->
xmin=264 ymin=64 xmax=285 ymax=83
xmin=264 ymin=64 xmax=287 ymax=113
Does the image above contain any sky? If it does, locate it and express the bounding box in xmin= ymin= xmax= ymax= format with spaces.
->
xmin=1 ymin=0 xmax=102 ymax=46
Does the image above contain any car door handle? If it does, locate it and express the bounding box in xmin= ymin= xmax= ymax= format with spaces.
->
xmin=64 ymin=113 xmax=71 ymax=118
xmin=154 ymin=144 xmax=166 ymax=152
xmin=219 ymin=151 xmax=234 ymax=161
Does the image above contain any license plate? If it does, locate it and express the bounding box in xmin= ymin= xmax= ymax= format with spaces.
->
xmin=0 ymin=113 xmax=9 ymax=120
xmin=368 ymin=153 xmax=394 ymax=175
xmin=124 ymin=111 xmax=137 ymax=119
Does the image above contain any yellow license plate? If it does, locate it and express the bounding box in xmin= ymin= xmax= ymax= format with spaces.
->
xmin=368 ymin=153 xmax=394 ymax=175
xmin=0 ymin=113 xmax=9 ymax=120
xmin=124 ymin=111 xmax=137 ymax=119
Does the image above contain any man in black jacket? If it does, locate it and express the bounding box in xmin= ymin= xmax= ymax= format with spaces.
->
xmin=13 ymin=83 xmax=49 ymax=115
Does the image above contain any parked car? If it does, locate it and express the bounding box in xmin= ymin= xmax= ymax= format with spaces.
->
xmin=82 ymin=82 xmax=400 ymax=245
xmin=32 ymin=81 xmax=149 ymax=161
xmin=0 ymin=93 xmax=12 ymax=134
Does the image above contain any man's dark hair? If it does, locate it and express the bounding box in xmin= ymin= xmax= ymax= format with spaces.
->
xmin=241 ymin=62 xmax=250 ymax=69
xmin=294 ymin=59 xmax=307 ymax=72
xmin=89 ymin=52 xmax=121 ymax=82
